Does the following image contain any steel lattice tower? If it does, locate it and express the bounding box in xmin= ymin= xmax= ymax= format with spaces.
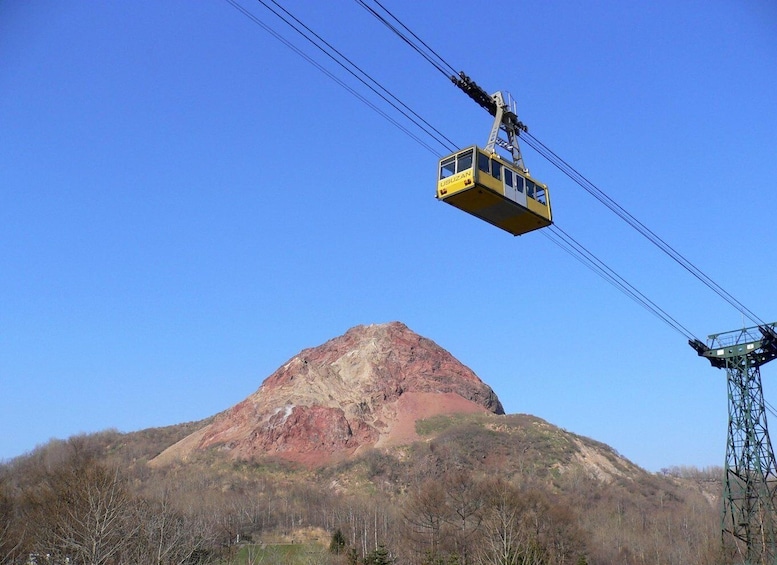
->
xmin=691 ymin=324 xmax=777 ymax=564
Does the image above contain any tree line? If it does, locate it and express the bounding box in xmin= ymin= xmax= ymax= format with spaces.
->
xmin=0 ymin=428 xmax=724 ymax=565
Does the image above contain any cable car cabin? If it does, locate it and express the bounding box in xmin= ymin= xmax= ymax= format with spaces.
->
xmin=436 ymin=146 xmax=552 ymax=236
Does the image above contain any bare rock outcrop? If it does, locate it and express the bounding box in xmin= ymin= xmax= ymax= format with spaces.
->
xmin=152 ymin=322 xmax=503 ymax=467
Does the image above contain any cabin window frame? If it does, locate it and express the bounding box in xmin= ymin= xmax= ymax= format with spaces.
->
xmin=534 ymin=186 xmax=547 ymax=205
xmin=439 ymin=156 xmax=456 ymax=180
xmin=477 ymin=151 xmax=490 ymax=175
xmin=440 ymin=149 xmax=476 ymax=180
xmin=504 ymin=168 xmax=514 ymax=189
xmin=491 ymin=160 xmax=502 ymax=181
xmin=456 ymin=149 xmax=473 ymax=173
xmin=515 ymin=173 xmax=525 ymax=193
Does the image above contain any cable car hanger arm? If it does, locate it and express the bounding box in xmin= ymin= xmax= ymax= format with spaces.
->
xmin=451 ymin=72 xmax=528 ymax=172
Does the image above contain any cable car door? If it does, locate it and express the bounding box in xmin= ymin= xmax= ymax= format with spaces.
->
xmin=504 ymin=168 xmax=527 ymax=208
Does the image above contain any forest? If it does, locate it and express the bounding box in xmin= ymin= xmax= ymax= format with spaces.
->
xmin=1 ymin=415 xmax=725 ymax=565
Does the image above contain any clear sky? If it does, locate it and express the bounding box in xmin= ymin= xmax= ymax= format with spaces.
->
xmin=1 ymin=1 xmax=775 ymax=472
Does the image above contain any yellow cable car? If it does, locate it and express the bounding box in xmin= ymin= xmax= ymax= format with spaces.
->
xmin=437 ymin=146 xmax=551 ymax=236
xmin=436 ymin=87 xmax=551 ymax=236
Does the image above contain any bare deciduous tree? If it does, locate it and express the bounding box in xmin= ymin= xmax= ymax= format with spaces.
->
xmin=126 ymin=489 xmax=213 ymax=565
xmin=23 ymin=442 xmax=140 ymax=564
xmin=441 ymin=470 xmax=485 ymax=564
xmin=0 ymin=475 xmax=23 ymax=565
xmin=403 ymin=479 xmax=448 ymax=559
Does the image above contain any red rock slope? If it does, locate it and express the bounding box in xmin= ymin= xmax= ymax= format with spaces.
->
xmin=152 ymin=322 xmax=504 ymax=467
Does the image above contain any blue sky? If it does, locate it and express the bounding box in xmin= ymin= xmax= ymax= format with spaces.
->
xmin=1 ymin=0 xmax=775 ymax=472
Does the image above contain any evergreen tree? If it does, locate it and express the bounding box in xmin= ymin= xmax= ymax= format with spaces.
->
xmin=364 ymin=543 xmax=391 ymax=565
xmin=329 ymin=528 xmax=346 ymax=555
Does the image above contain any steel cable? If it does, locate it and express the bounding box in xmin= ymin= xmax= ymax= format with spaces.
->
xmin=351 ymin=0 xmax=766 ymax=331
xmin=520 ymin=131 xmax=766 ymax=327
xmin=225 ymin=0 xmax=706 ymax=342
xmin=225 ymin=0 xmax=448 ymax=156
xmin=353 ymin=0 xmax=456 ymax=79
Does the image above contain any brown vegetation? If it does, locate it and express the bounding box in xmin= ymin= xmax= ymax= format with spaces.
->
xmin=0 ymin=414 xmax=724 ymax=565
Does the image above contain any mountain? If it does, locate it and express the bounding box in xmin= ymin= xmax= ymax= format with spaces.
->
xmin=2 ymin=321 xmax=723 ymax=565
xmin=152 ymin=322 xmax=504 ymax=467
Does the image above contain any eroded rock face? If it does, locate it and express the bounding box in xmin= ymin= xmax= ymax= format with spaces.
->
xmin=154 ymin=322 xmax=504 ymax=466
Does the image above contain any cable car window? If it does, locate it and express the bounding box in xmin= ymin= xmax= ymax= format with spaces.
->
xmin=478 ymin=152 xmax=490 ymax=174
xmin=440 ymin=157 xmax=456 ymax=180
xmin=535 ymin=186 xmax=547 ymax=205
xmin=526 ymin=180 xmax=535 ymax=199
xmin=457 ymin=151 xmax=473 ymax=172
xmin=491 ymin=161 xmax=502 ymax=181
xmin=515 ymin=174 xmax=524 ymax=193
xmin=504 ymin=168 xmax=513 ymax=187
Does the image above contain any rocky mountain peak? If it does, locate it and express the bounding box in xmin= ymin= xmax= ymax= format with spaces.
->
xmin=152 ymin=322 xmax=504 ymax=467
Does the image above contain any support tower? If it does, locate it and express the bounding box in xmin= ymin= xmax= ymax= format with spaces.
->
xmin=691 ymin=324 xmax=777 ymax=564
